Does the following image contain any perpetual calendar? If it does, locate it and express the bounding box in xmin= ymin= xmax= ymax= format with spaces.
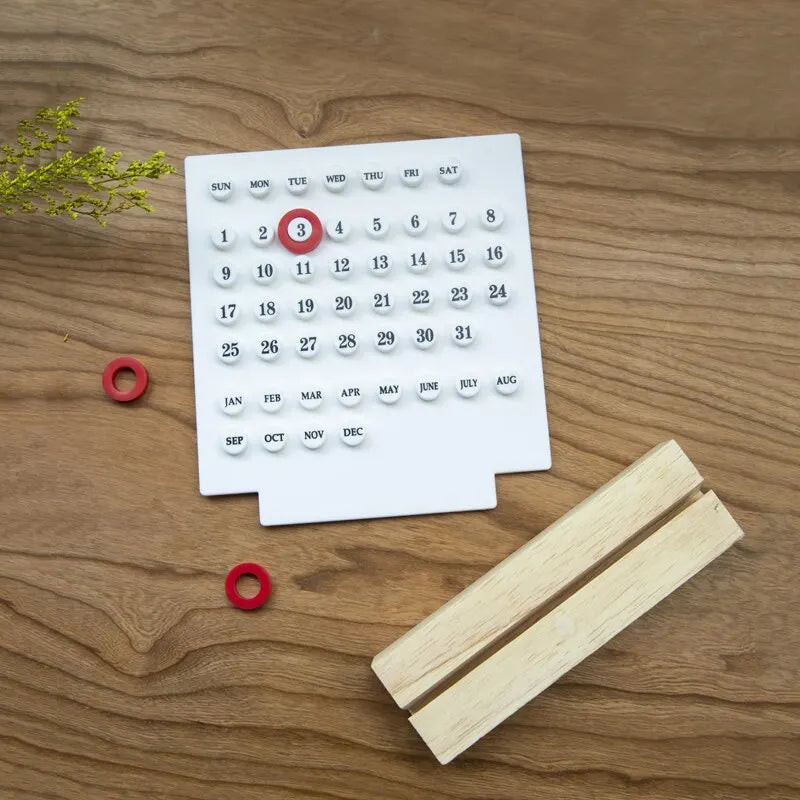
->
xmin=184 ymin=133 xmax=551 ymax=525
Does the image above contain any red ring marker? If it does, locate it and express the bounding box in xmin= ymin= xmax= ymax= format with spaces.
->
xmin=102 ymin=356 xmax=149 ymax=402
xmin=225 ymin=562 xmax=272 ymax=610
xmin=277 ymin=208 xmax=323 ymax=254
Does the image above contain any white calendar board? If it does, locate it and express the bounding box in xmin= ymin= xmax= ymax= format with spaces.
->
xmin=184 ymin=134 xmax=550 ymax=525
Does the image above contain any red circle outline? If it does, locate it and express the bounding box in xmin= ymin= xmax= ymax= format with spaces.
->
xmin=277 ymin=208 xmax=323 ymax=254
xmin=102 ymin=356 xmax=149 ymax=402
xmin=225 ymin=562 xmax=272 ymax=610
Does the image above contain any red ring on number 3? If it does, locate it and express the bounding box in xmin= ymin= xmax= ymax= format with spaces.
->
xmin=277 ymin=208 xmax=323 ymax=254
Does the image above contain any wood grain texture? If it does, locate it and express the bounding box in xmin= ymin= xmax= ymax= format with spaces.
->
xmin=0 ymin=0 xmax=798 ymax=797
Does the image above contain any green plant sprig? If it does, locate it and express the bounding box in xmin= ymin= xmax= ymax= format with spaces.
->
xmin=0 ymin=98 xmax=175 ymax=225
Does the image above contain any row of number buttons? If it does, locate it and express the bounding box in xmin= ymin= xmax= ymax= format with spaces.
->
xmin=218 ymin=324 xmax=478 ymax=362
xmin=220 ymin=373 xmax=521 ymax=417
xmin=215 ymin=284 xmax=509 ymax=325
xmin=212 ymin=246 xmax=507 ymax=289
xmin=210 ymin=207 xmax=502 ymax=250
xmin=209 ymin=158 xmax=462 ymax=201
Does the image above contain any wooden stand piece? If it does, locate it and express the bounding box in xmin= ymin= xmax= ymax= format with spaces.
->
xmin=372 ymin=441 xmax=744 ymax=764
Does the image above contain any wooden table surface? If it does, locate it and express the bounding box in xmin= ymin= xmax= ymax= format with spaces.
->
xmin=2 ymin=1 xmax=799 ymax=798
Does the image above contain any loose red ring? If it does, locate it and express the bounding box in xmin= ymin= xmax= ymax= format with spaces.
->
xmin=277 ymin=208 xmax=323 ymax=254
xmin=225 ymin=562 xmax=272 ymax=610
xmin=102 ymin=356 xmax=149 ymax=402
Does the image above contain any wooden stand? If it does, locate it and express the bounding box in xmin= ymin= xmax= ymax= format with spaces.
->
xmin=372 ymin=440 xmax=745 ymax=764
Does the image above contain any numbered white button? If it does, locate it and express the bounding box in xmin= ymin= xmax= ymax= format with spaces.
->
xmin=368 ymin=252 xmax=392 ymax=276
xmin=251 ymin=224 xmax=274 ymax=247
xmin=329 ymin=255 xmax=352 ymax=279
xmin=217 ymin=341 xmax=241 ymax=364
xmin=456 ymin=377 xmax=480 ymax=398
xmin=487 ymin=282 xmax=510 ymax=305
xmin=211 ymin=228 xmax=235 ymax=250
xmin=332 ymin=294 xmax=355 ymax=317
xmin=361 ymin=166 xmax=385 ymax=190
xmin=209 ymin=180 xmax=233 ymax=201
xmin=452 ymin=323 xmax=475 ymax=347
xmin=495 ymin=374 xmax=520 ymax=395
xmin=222 ymin=433 xmax=247 ymax=455
xmin=413 ymin=327 xmax=436 ymax=350
xmin=262 ymin=431 xmax=287 ymax=452
xmin=215 ymin=302 xmax=238 ymax=326
xmin=484 ymin=244 xmax=507 ymax=267
xmin=416 ymin=379 xmax=441 ymax=401
xmin=407 ymin=250 xmax=431 ymax=274
xmin=438 ymin=158 xmax=462 ymax=184
xmin=371 ymin=291 xmax=394 ymax=314
xmin=442 ymin=209 xmax=465 ymax=233
xmin=480 ymin=206 xmax=503 ymax=230
xmin=292 ymin=257 xmax=315 ymax=282
xmin=301 ymin=428 xmax=327 ymax=449
xmin=399 ymin=166 xmax=423 ymax=187
xmin=212 ymin=264 xmax=236 ymax=287
xmin=288 ymin=217 xmax=313 ymax=242
xmin=248 ymin=178 xmax=271 ymax=198
xmin=220 ymin=393 xmax=245 ymax=415
xmin=449 ymin=286 xmax=471 ymax=308
xmin=299 ymin=388 xmax=324 ymax=410
xmin=255 ymin=298 xmax=279 ymax=322
xmin=340 ymin=425 xmax=365 ymax=447
xmin=293 ymin=297 xmax=316 ymax=320
xmin=404 ymin=213 xmax=427 ymax=236
xmin=445 ymin=247 xmax=469 ymax=270
xmin=326 ymin=218 xmax=350 ymax=242
xmin=252 ymin=261 xmax=277 ymax=284
xmin=374 ymin=329 xmax=397 ymax=353
xmin=323 ymin=167 xmax=347 ymax=193
xmin=259 ymin=391 xmax=283 ymax=413
xmin=377 ymin=382 xmax=401 ymax=404
xmin=338 ymin=386 xmax=362 ymax=407
xmin=296 ymin=335 xmax=319 ymax=359
xmin=286 ymin=174 xmax=309 ymax=194
xmin=258 ymin=338 xmax=280 ymax=362
xmin=410 ymin=288 xmax=433 ymax=312
xmin=335 ymin=332 xmax=359 ymax=356
xmin=366 ymin=216 xmax=389 ymax=239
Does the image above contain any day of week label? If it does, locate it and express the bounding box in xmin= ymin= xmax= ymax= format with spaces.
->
xmin=250 ymin=178 xmax=270 ymax=189
xmin=403 ymin=168 xmax=419 ymax=178
xmin=363 ymin=170 xmax=383 ymax=181
xmin=211 ymin=181 xmax=232 ymax=192
xmin=287 ymin=176 xmax=307 ymax=186
xmin=439 ymin=165 xmax=459 ymax=177
xmin=325 ymin=173 xmax=346 ymax=184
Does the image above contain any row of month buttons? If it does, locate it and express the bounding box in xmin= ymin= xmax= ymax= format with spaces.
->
xmin=209 ymin=158 xmax=462 ymax=200
xmin=209 ymin=207 xmax=503 ymax=251
xmin=214 ymin=284 xmax=509 ymax=326
xmin=220 ymin=373 xmax=520 ymax=415
xmin=223 ymin=425 xmax=366 ymax=454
